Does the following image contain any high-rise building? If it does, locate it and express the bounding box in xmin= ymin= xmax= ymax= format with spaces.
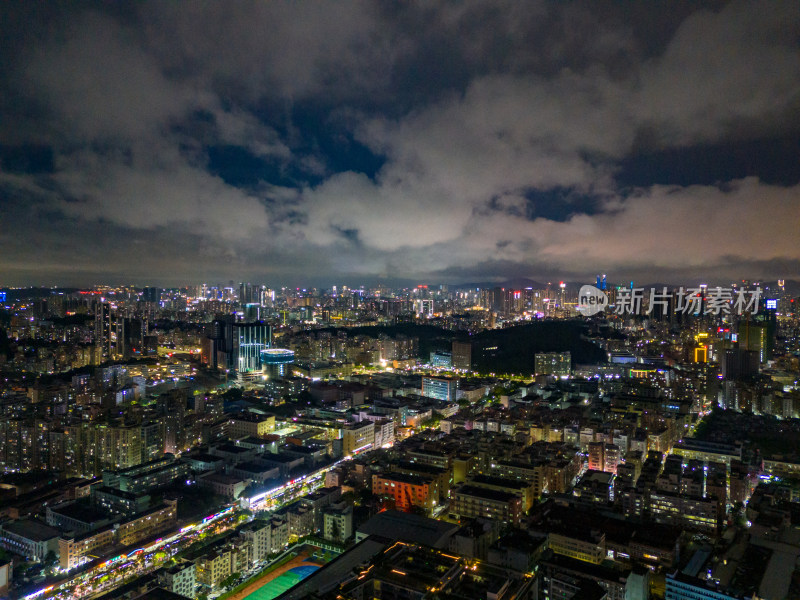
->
xmin=587 ymin=442 xmax=604 ymax=471
xmin=234 ymin=322 xmax=271 ymax=374
xmin=721 ymin=348 xmax=759 ymax=380
xmin=243 ymin=303 xmax=261 ymax=322
xmin=158 ymin=389 xmax=188 ymax=454
xmin=239 ymin=282 xmax=259 ymax=305
xmin=205 ymin=316 xmax=235 ymax=370
xmin=414 ymin=299 xmax=434 ymax=317
xmin=141 ymin=287 xmax=160 ymax=303
xmin=95 ymin=423 xmax=143 ymax=470
xmin=94 ymin=300 xmax=143 ymax=361
xmin=452 ymin=340 xmax=472 ymax=371
xmin=737 ymin=321 xmax=770 ymax=363
xmin=94 ymin=300 xmax=112 ymax=362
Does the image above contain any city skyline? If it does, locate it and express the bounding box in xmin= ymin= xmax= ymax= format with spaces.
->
xmin=1 ymin=2 xmax=799 ymax=287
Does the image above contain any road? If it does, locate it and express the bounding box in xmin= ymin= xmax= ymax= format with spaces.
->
xmin=24 ymin=458 xmax=348 ymax=600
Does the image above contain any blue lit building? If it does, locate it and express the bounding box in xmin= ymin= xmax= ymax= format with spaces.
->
xmin=261 ymin=348 xmax=294 ymax=378
xmin=666 ymin=573 xmax=738 ymax=600
xmin=233 ymin=322 xmax=271 ymax=375
xmin=422 ymin=376 xmax=457 ymax=402
xmin=429 ymin=351 xmax=452 ymax=368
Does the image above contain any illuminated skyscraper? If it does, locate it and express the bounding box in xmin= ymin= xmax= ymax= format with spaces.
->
xmin=94 ymin=300 xmax=127 ymax=361
xmin=414 ymin=299 xmax=433 ymax=317
xmin=94 ymin=300 xmax=111 ymax=362
xmin=239 ymin=282 xmax=259 ymax=305
xmin=738 ymin=307 xmax=775 ymax=363
xmin=233 ymin=322 xmax=271 ymax=375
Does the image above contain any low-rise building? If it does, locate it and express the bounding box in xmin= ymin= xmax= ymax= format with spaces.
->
xmin=323 ymin=502 xmax=353 ymax=543
xmin=197 ymin=472 xmax=248 ymax=499
xmin=450 ymin=484 xmax=523 ymax=525
xmin=91 ymin=487 xmax=151 ymax=516
xmin=573 ymin=470 xmax=615 ymax=505
xmin=372 ymin=472 xmax=437 ymax=514
xmin=159 ymin=561 xmax=196 ymax=598
xmin=195 ymin=547 xmax=232 ymax=590
xmin=59 ymin=526 xmax=115 ymax=570
xmin=548 ymin=530 xmax=606 ymax=565
xmin=649 ymin=491 xmax=722 ymax=534
xmin=102 ymin=455 xmax=189 ymax=494
xmin=468 ymin=474 xmax=535 ymax=511
xmin=229 ymin=461 xmax=280 ymax=484
xmin=115 ymin=501 xmax=177 ymax=547
xmin=228 ymin=413 xmax=276 ymax=439
xmin=342 ymin=421 xmax=375 ymax=456
xmin=239 ymin=520 xmax=272 ymax=564
xmin=0 ymin=519 xmax=60 ymax=561
xmin=46 ymin=501 xmax=112 ymax=534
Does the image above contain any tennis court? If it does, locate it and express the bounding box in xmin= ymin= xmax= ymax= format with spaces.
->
xmin=243 ymin=565 xmax=320 ymax=600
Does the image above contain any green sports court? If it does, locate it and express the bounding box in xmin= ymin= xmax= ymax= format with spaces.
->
xmin=243 ymin=565 xmax=320 ymax=600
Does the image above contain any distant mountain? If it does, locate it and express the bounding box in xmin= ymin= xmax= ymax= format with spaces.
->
xmin=453 ymin=278 xmax=548 ymax=290
xmin=0 ymin=287 xmax=81 ymax=301
xmin=638 ymin=280 xmax=800 ymax=294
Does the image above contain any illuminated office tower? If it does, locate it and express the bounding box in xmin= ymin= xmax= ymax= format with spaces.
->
xmin=234 ymin=322 xmax=271 ymax=374
xmin=738 ymin=321 xmax=771 ymax=363
xmin=260 ymin=288 xmax=275 ymax=308
xmin=414 ymin=299 xmax=434 ymax=317
xmin=239 ymin=282 xmax=259 ymax=305
xmin=94 ymin=301 xmax=128 ymax=361
xmin=244 ymin=303 xmax=261 ymax=322
xmin=94 ymin=300 xmax=112 ymax=362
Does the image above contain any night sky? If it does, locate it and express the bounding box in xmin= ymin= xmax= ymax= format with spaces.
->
xmin=1 ymin=1 xmax=799 ymax=287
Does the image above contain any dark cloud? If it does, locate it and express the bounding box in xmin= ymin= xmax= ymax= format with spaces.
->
xmin=0 ymin=1 xmax=799 ymax=287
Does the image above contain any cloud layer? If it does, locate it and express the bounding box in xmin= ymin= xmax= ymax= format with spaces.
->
xmin=1 ymin=1 xmax=799 ymax=287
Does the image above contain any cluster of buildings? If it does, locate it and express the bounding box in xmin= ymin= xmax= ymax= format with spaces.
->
xmin=0 ymin=279 xmax=798 ymax=599
xmin=0 ymin=456 xmax=184 ymax=570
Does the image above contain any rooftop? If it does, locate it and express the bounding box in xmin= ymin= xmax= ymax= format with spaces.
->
xmin=236 ymin=436 xmax=271 ymax=446
xmin=50 ymin=501 xmax=108 ymax=523
xmin=212 ymin=444 xmax=250 ymax=454
xmin=1 ymin=518 xmax=60 ymax=541
xmin=185 ymin=452 xmax=224 ymax=463
xmin=231 ymin=412 xmax=274 ymax=423
xmin=470 ymin=474 xmax=530 ymax=490
xmin=233 ymin=461 xmax=277 ymax=473
xmin=356 ymin=510 xmax=459 ymax=548
xmin=200 ymin=472 xmax=246 ymax=485
xmin=375 ymin=471 xmax=433 ymax=486
xmin=455 ymin=485 xmax=519 ymax=503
